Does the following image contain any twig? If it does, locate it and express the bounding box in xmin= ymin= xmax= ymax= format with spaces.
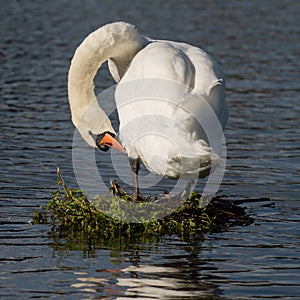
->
xmin=56 ymin=166 xmax=72 ymax=199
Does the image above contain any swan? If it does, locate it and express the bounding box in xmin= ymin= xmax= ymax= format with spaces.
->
xmin=68 ymin=22 xmax=227 ymax=200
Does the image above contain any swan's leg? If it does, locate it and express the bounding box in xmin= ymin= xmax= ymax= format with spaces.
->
xmin=179 ymin=179 xmax=193 ymax=200
xmin=164 ymin=179 xmax=194 ymax=202
xmin=129 ymin=158 xmax=144 ymax=201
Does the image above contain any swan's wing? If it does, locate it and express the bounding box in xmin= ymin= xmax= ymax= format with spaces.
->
xmin=172 ymin=89 xmax=226 ymax=152
xmin=204 ymin=79 xmax=228 ymax=129
xmin=116 ymin=40 xmax=196 ymax=153
xmin=173 ymin=79 xmax=227 ymax=136
xmin=187 ymin=44 xmax=227 ymax=128
xmin=169 ymin=41 xmax=227 ymax=142
xmin=116 ymin=40 xmax=227 ymax=177
xmin=120 ymin=39 xmax=227 ymax=130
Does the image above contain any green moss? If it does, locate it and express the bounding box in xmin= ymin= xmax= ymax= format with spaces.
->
xmin=33 ymin=168 xmax=253 ymax=242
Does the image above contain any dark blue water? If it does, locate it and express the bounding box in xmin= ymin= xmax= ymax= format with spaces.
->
xmin=1 ymin=0 xmax=299 ymax=298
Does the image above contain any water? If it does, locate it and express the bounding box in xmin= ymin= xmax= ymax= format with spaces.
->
xmin=1 ymin=0 xmax=299 ymax=298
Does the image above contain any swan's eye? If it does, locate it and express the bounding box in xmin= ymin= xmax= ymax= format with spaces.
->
xmin=99 ymin=144 xmax=110 ymax=152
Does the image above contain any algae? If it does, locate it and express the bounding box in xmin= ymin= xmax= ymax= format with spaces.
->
xmin=33 ymin=167 xmax=254 ymax=242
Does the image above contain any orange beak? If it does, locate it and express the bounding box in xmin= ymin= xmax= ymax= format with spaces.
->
xmin=100 ymin=133 xmax=127 ymax=154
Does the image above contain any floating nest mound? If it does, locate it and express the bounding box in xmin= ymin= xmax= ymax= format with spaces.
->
xmin=33 ymin=168 xmax=254 ymax=240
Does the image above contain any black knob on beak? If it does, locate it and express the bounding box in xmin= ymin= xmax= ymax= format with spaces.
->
xmin=95 ymin=131 xmax=114 ymax=152
xmin=98 ymin=144 xmax=109 ymax=152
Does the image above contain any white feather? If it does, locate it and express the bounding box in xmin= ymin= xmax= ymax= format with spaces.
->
xmin=68 ymin=22 xmax=227 ymax=179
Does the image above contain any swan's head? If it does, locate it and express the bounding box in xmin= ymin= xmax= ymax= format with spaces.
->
xmin=95 ymin=131 xmax=126 ymax=154
xmin=72 ymin=96 xmax=127 ymax=154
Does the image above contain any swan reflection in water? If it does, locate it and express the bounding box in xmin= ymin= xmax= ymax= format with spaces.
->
xmin=71 ymin=263 xmax=223 ymax=299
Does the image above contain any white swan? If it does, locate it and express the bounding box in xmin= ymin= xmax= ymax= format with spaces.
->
xmin=68 ymin=22 xmax=227 ymax=200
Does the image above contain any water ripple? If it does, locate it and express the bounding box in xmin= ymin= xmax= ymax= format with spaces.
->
xmin=1 ymin=0 xmax=299 ymax=299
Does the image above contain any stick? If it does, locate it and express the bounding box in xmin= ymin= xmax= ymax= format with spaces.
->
xmin=56 ymin=166 xmax=71 ymax=199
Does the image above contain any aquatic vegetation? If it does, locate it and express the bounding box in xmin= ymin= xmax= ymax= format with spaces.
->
xmin=33 ymin=168 xmax=253 ymax=242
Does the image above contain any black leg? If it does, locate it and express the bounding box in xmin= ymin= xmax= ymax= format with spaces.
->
xmin=129 ymin=158 xmax=144 ymax=201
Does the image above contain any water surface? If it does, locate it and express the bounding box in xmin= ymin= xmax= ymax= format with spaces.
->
xmin=1 ymin=0 xmax=299 ymax=298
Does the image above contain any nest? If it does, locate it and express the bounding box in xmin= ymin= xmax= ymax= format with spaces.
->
xmin=33 ymin=167 xmax=254 ymax=242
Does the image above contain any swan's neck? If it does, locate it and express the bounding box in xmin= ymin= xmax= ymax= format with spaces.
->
xmin=68 ymin=22 xmax=147 ymax=137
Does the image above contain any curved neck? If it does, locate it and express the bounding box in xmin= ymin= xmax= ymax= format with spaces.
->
xmin=68 ymin=22 xmax=147 ymax=145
